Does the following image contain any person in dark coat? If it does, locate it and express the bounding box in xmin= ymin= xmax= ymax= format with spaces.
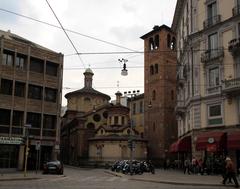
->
xmin=222 ymin=157 xmax=239 ymax=188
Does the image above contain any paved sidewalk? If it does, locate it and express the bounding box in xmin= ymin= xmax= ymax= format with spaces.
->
xmin=105 ymin=169 xmax=240 ymax=187
xmin=0 ymin=171 xmax=65 ymax=181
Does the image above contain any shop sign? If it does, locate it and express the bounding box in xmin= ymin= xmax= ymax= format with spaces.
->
xmin=206 ymin=143 xmax=217 ymax=152
xmin=0 ymin=137 xmax=23 ymax=145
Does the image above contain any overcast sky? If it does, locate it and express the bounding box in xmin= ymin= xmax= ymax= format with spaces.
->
xmin=0 ymin=0 xmax=177 ymax=106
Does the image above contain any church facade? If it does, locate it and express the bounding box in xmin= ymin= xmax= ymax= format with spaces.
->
xmin=61 ymin=69 xmax=147 ymax=166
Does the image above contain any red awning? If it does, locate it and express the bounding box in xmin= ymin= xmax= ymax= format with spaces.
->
xmin=227 ymin=132 xmax=240 ymax=150
xmin=169 ymin=136 xmax=191 ymax=153
xmin=196 ymin=132 xmax=226 ymax=151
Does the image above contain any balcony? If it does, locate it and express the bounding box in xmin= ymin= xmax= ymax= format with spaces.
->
xmin=222 ymin=78 xmax=240 ymax=94
xmin=207 ymin=85 xmax=221 ymax=94
xmin=175 ymin=100 xmax=186 ymax=116
xmin=201 ymin=47 xmax=224 ymax=64
xmin=203 ymin=15 xmax=221 ymax=29
xmin=228 ymin=38 xmax=240 ymax=57
xmin=232 ymin=5 xmax=240 ymax=16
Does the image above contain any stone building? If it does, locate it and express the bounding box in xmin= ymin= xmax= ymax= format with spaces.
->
xmin=89 ymin=91 xmax=147 ymax=163
xmin=140 ymin=25 xmax=177 ymax=165
xmin=172 ymin=0 xmax=240 ymax=171
xmin=0 ymin=30 xmax=63 ymax=170
xmin=61 ymin=69 xmax=147 ymax=165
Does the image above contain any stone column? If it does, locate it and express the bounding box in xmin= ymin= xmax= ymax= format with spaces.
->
xmin=18 ymin=145 xmax=25 ymax=170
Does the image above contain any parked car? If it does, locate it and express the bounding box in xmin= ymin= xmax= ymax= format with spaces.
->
xmin=42 ymin=160 xmax=64 ymax=175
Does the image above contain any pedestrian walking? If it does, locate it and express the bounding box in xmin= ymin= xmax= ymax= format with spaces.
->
xmin=184 ymin=158 xmax=191 ymax=174
xmin=222 ymin=157 xmax=239 ymax=188
xmin=192 ymin=156 xmax=197 ymax=174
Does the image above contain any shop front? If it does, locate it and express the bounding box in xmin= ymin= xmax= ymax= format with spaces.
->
xmin=169 ymin=135 xmax=192 ymax=168
xmin=227 ymin=132 xmax=240 ymax=173
xmin=196 ymin=132 xmax=226 ymax=174
xmin=0 ymin=136 xmax=24 ymax=170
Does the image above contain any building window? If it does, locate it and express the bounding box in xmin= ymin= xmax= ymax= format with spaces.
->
xmin=153 ymin=122 xmax=156 ymax=131
xmin=238 ymin=23 xmax=240 ymax=37
xmin=46 ymin=61 xmax=58 ymax=76
xmin=0 ymin=108 xmax=10 ymax=125
xmin=150 ymin=65 xmax=154 ymax=75
xmin=15 ymin=81 xmax=25 ymax=97
xmin=149 ymin=37 xmax=154 ymax=50
xmin=208 ymin=104 xmax=223 ymax=125
xmin=16 ymin=55 xmax=26 ymax=70
xmin=13 ymin=111 xmax=24 ymax=126
xmin=1 ymin=79 xmax=13 ymax=95
xmin=43 ymin=114 xmax=56 ymax=129
xmin=236 ymin=57 xmax=240 ymax=78
xmin=152 ymin=90 xmax=156 ymax=101
xmin=133 ymin=103 xmax=136 ymax=115
xmin=139 ymin=101 xmax=143 ymax=113
xmin=26 ymin=112 xmax=41 ymax=128
xmin=121 ymin=116 xmax=125 ymax=125
xmin=171 ymin=37 xmax=176 ymax=50
xmin=208 ymin=33 xmax=218 ymax=53
xmin=84 ymin=97 xmax=91 ymax=102
xmin=87 ymin=123 xmax=95 ymax=130
xmin=207 ymin=1 xmax=217 ymax=19
xmin=209 ymin=67 xmax=219 ymax=87
xmin=93 ymin=114 xmax=101 ymax=122
xmin=45 ymin=87 xmax=57 ymax=102
xmin=114 ymin=116 xmax=119 ymax=125
xmin=30 ymin=57 xmax=44 ymax=73
xmin=154 ymin=35 xmax=159 ymax=49
xmin=155 ymin=64 xmax=158 ymax=74
xmin=28 ymin=84 xmax=42 ymax=100
xmin=167 ymin=34 xmax=171 ymax=48
xmin=2 ymin=50 xmax=14 ymax=66
xmin=171 ymin=90 xmax=174 ymax=100
xmin=103 ymin=111 xmax=108 ymax=119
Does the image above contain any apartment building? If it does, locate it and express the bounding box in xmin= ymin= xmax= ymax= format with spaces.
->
xmin=128 ymin=93 xmax=144 ymax=137
xmin=0 ymin=30 xmax=63 ymax=170
xmin=172 ymin=0 xmax=240 ymax=170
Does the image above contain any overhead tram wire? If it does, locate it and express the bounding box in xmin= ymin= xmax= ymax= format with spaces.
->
xmin=45 ymin=0 xmax=85 ymax=68
xmin=64 ymin=47 xmax=231 ymax=56
xmin=0 ymin=8 xmax=138 ymax=53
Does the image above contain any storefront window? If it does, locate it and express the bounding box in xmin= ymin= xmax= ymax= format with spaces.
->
xmin=0 ymin=145 xmax=19 ymax=168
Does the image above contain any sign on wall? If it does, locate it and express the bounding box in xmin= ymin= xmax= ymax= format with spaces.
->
xmin=0 ymin=137 xmax=23 ymax=145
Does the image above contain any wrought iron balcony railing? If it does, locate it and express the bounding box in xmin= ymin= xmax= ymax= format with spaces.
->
xmin=232 ymin=5 xmax=240 ymax=16
xmin=201 ymin=47 xmax=224 ymax=64
xmin=203 ymin=15 xmax=221 ymax=29
xmin=228 ymin=38 xmax=240 ymax=56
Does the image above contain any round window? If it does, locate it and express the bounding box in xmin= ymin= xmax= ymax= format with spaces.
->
xmin=103 ymin=111 xmax=108 ymax=119
xmin=87 ymin=123 xmax=95 ymax=130
xmin=93 ymin=114 xmax=101 ymax=122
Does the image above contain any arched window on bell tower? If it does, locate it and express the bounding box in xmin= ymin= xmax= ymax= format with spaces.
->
xmin=171 ymin=37 xmax=176 ymax=50
xmin=154 ymin=35 xmax=159 ymax=49
xmin=152 ymin=90 xmax=156 ymax=101
xmin=149 ymin=37 xmax=154 ymax=51
xmin=167 ymin=34 xmax=171 ymax=48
